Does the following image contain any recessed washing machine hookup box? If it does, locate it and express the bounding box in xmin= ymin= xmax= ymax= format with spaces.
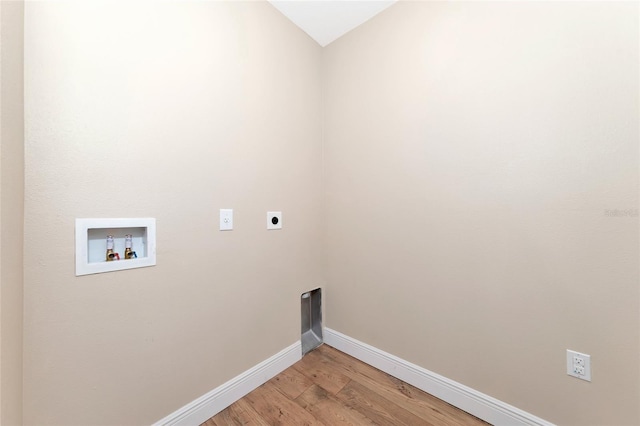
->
xmin=75 ymin=218 xmax=156 ymax=276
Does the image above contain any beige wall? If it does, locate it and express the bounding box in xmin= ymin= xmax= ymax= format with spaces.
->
xmin=323 ymin=1 xmax=639 ymax=425
xmin=23 ymin=1 xmax=322 ymax=424
xmin=20 ymin=1 xmax=640 ymax=425
xmin=0 ymin=0 xmax=25 ymax=424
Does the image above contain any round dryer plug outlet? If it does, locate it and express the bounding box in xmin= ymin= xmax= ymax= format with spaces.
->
xmin=267 ymin=211 xmax=282 ymax=230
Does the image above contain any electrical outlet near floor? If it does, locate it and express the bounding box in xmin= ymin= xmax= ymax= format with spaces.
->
xmin=567 ymin=349 xmax=591 ymax=382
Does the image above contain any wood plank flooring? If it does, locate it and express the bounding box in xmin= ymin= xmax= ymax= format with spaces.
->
xmin=202 ymin=344 xmax=489 ymax=426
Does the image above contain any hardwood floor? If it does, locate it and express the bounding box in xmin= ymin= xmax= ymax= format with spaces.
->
xmin=202 ymin=344 xmax=489 ymax=426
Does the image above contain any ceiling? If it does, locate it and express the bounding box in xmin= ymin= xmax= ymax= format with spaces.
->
xmin=268 ymin=1 xmax=397 ymax=47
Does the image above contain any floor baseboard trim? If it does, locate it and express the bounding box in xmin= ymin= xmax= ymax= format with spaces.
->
xmin=153 ymin=340 xmax=302 ymax=426
xmin=324 ymin=328 xmax=554 ymax=426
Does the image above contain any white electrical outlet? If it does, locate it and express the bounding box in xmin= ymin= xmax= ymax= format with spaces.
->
xmin=567 ymin=349 xmax=591 ymax=382
xmin=267 ymin=211 xmax=282 ymax=230
xmin=220 ymin=209 xmax=233 ymax=231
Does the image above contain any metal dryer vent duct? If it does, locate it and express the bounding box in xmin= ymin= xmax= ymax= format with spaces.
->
xmin=301 ymin=288 xmax=322 ymax=356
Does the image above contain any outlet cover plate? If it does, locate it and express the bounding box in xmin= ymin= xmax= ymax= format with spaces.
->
xmin=567 ymin=349 xmax=591 ymax=382
xmin=220 ymin=209 xmax=233 ymax=231
xmin=267 ymin=211 xmax=282 ymax=230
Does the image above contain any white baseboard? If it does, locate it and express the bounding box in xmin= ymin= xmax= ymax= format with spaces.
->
xmin=153 ymin=341 xmax=302 ymax=426
xmin=154 ymin=331 xmax=553 ymax=426
xmin=324 ymin=328 xmax=554 ymax=426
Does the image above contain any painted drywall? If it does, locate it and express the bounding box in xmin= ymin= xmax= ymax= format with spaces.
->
xmin=23 ymin=1 xmax=322 ymax=424
xmin=20 ymin=1 xmax=640 ymax=424
xmin=268 ymin=0 xmax=396 ymax=47
xmin=0 ymin=0 xmax=25 ymax=424
xmin=323 ymin=1 xmax=639 ymax=425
